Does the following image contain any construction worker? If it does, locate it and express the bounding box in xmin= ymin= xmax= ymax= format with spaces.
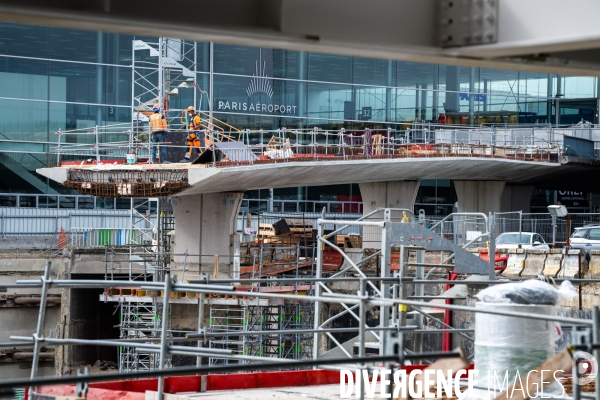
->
xmin=182 ymin=106 xmax=202 ymax=162
xmin=149 ymin=104 xmax=170 ymax=164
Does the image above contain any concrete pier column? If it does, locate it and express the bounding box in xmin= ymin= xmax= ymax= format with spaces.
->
xmin=454 ymin=181 xmax=505 ymax=213
xmin=359 ymin=181 xmax=419 ymax=248
xmin=171 ymin=192 xmax=244 ymax=275
xmin=359 ymin=181 xmax=419 ymax=213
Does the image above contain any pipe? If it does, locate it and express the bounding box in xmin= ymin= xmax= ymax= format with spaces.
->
xmin=442 ymin=271 xmax=458 ymax=352
xmin=12 ymin=351 xmax=54 ymax=361
xmin=13 ymin=297 xmax=61 ymax=305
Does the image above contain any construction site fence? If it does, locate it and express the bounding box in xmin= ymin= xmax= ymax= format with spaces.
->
xmin=0 ymin=193 xmax=157 ymax=211
xmin=239 ymin=210 xmax=600 ymax=248
xmin=493 ymin=212 xmax=600 ymax=246
xmin=0 ymin=207 xmax=155 ymax=237
xmin=49 ymin=122 xmax=600 ymax=165
xmin=70 ymin=227 xmax=154 ymax=248
xmin=0 ymin=193 xmax=583 ymax=247
xmin=0 ymin=208 xmax=597 ymax=251
xmin=238 ymin=210 xmax=363 ymax=235
xmin=241 ymin=198 xmax=363 ymax=214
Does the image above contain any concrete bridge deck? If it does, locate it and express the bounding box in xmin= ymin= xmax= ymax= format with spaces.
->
xmin=38 ymin=154 xmax=596 ymax=197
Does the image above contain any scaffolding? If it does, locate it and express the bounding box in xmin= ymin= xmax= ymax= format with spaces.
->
xmin=207 ymin=300 xmax=314 ymax=364
xmin=208 ymin=304 xmax=245 ymax=365
xmin=6 ymin=259 xmax=600 ymax=400
xmin=131 ymin=38 xmax=198 ymax=157
xmin=8 ymin=229 xmax=600 ymax=400
xmin=118 ymin=302 xmax=172 ymax=372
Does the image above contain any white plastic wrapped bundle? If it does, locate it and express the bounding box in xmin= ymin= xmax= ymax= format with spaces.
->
xmin=474 ymin=302 xmax=558 ymax=385
xmin=473 ymin=280 xmax=569 ymax=387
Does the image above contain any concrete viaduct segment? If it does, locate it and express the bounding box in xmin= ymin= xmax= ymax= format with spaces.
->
xmin=38 ymin=156 xmax=576 ymax=273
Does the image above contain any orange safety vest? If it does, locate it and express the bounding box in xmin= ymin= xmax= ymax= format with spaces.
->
xmin=186 ymin=132 xmax=201 ymax=148
xmin=149 ymin=113 xmax=167 ymax=132
xmin=190 ymin=115 xmax=202 ymax=131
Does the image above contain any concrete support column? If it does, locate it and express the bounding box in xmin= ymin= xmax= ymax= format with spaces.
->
xmin=171 ymin=192 xmax=244 ymax=276
xmin=359 ymin=181 xmax=419 ymax=249
xmin=360 ymin=181 xmax=419 ymax=212
xmin=454 ymin=181 xmax=505 ymax=214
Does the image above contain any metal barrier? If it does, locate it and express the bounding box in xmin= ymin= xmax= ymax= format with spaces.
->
xmin=1 ymin=205 xmax=599 ymax=250
xmin=494 ymin=212 xmax=600 ymax=246
xmin=70 ymin=227 xmax=154 ymax=247
xmin=0 ymin=207 xmax=157 ymax=239
xmin=241 ymin=198 xmax=363 ymax=214
xmin=50 ymin=122 xmax=598 ymax=167
xmin=0 ymin=193 xmax=156 ymax=211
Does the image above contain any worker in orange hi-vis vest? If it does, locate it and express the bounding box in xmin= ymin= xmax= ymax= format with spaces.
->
xmin=182 ymin=106 xmax=205 ymax=162
xmin=149 ymin=104 xmax=170 ymax=164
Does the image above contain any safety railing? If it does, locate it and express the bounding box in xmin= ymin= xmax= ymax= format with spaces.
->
xmin=49 ymin=122 xmax=600 ymax=167
xmin=1 ymin=121 xmax=598 ymax=169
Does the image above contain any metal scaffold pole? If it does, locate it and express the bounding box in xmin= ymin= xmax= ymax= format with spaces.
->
xmin=28 ymin=261 xmax=51 ymax=400
xmin=156 ymin=274 xmax=172 ymax=400
xmin=312 ymin=208 xmax=325 ymax=361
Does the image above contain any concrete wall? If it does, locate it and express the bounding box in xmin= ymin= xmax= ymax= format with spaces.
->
xmin=171 ymin=192 xmax=244 ymax=273
xmin=0 ymin=261 xmax=64 ymax=383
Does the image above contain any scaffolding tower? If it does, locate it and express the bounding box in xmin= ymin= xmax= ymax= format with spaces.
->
xmin=113 ymin=197 xmax=175 ymax=372
xmin=118 ymin=302 xmax=172 ymax=372
xmin=207 ymin=299 xmax=314 ymax=365
xmin=131 ymin=37 xmax=198 ymax=159
xmin=208 ymin=304 xmax=245 ymax=365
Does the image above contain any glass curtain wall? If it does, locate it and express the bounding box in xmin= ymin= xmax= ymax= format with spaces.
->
xmin=0 ymin=21 xmax=597 ymax=207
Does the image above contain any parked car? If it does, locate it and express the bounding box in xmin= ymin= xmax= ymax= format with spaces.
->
xmin=570 ymin=225 xmax=600 ymax=252
xmin=495 ymin=232 xmax=550 ymax=250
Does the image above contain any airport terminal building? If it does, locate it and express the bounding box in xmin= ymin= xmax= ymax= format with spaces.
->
xmin=0 ymin=21 xmax=597 ymax=214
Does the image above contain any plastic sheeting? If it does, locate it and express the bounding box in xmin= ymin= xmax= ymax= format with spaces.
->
xmin=475 ymin=279 xmax=560 ymax=305
xmin=475 ymin=302 xmax=558 ymax=387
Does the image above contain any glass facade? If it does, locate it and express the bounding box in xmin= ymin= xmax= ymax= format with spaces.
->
xmin=0 ymin=21 xmax=597 ymax=211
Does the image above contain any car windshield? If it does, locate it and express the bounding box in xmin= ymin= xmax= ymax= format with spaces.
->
xmin=496 ymin=233 xmax=532 ymax=244
xmin=572 ymin=229 xmax=590 ymax=238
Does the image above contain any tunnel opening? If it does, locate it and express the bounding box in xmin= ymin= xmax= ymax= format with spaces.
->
xmin=68 ymin=274 xmax=120 ymax=370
